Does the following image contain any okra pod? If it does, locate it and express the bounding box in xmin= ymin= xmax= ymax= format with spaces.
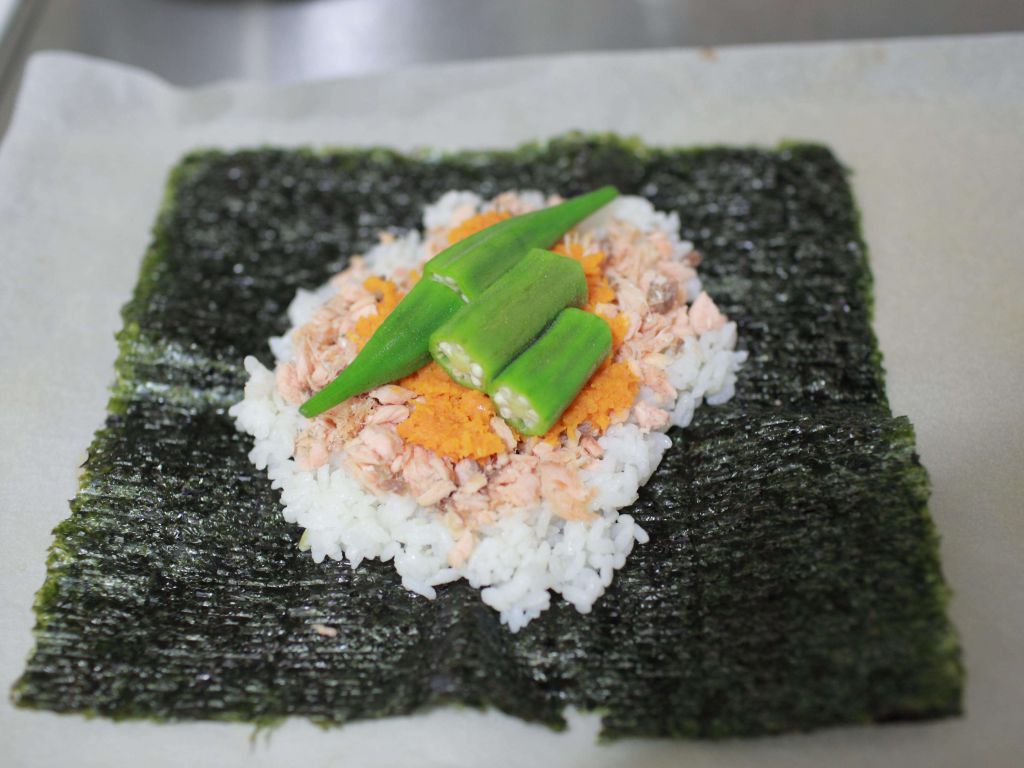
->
xmin=425 ymin=186 xmax=617 ymax=300
xmin=299 ymin=187 xmax=616 ymax=417
xmin=429 ymin=248 xmax=587 ymax=391
xmin=489 ymin=309 xmax=612 ymax=436
xmin=298 ymin=278 xmax=463 ymax=417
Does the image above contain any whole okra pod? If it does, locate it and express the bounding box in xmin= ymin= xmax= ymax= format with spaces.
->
xmin=429 ymin=248 xmax=587 ymax=391
xmin=298 ymin=279 xmax=462 ymax=417
xmin=488 ymin=308 xmax=612 ymax=436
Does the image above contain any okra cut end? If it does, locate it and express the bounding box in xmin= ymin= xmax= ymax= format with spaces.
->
xmin=430 ymin=337 xmax=488 ymax=390
xmin=489 ymin=308 xmax=613 ymax=436
xmin=430 ymin=272 xmax=469 ymax=302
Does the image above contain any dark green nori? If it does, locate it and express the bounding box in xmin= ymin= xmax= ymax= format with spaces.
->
xmin=12 ymin=135 xmax=962 ymax=737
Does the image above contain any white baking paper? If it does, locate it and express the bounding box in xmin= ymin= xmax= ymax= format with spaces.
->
xmin=0 ymin=34 xmax=1022 ymax=768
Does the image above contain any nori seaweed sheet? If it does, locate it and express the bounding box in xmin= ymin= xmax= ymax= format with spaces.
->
xmin=12 ymin=135 xmax=962 ymax=737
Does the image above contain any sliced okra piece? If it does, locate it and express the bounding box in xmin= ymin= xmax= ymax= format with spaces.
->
xmin=489 ymin=308 xmax=612 ymax=436
xmin=425 ymin=186 xmax=617 ymax=300
xmin=429 ymin=248 xmax=587 ymax=391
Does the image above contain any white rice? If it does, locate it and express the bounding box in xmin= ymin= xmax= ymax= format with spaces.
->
xmin=230 ymin=193 xmax=746 ymax=631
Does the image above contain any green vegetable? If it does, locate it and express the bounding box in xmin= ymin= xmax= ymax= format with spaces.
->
xmin=299 ymin=187 xmax=618 ymax=417
xmin=298 ymin=279 xmax=462 ymax=417
xmin=13 ymin=137 xmax=961 ymax=738
xmin=490 ymin=308 xmax=611 ymax=435
xmin=429 ymin=248 xmax=587 ymax=390
xmin=425 ymin=186 xmax=618 ymax=300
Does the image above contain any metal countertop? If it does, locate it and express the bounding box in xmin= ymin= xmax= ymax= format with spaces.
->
xmin=2 ymin=0 xmax=1023 ymax=138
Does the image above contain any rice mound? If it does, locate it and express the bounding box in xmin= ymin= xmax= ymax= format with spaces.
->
xmin=231 ymin=192 xmax=745 ymax=631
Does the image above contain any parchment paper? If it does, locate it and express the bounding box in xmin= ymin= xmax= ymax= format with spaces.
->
xmin=1 ymin=34 xmax=1022 ymax=768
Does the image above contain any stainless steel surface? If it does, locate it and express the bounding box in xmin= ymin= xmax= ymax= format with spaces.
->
xmin=2 ymin=0 xmax=1024 ymax=137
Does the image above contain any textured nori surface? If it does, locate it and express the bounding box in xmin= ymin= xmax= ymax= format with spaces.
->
xmin=13 ymin=135 xmax=962 ymax=737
